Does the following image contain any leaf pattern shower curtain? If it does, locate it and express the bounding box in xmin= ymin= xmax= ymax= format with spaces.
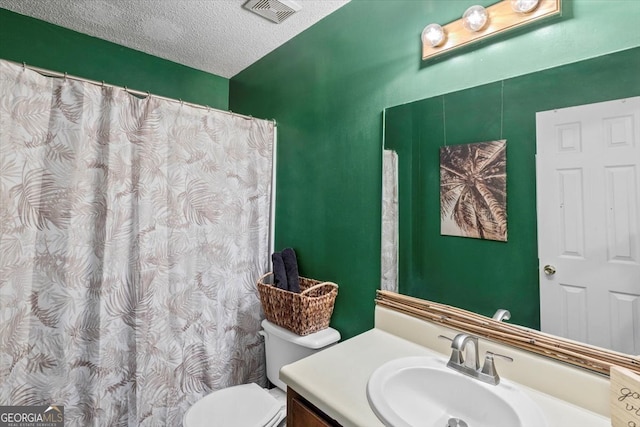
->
xmin=0 ymin=60 xmax=274 ymax=426
xmin=381 ymin=149 xmax=398 ymax=293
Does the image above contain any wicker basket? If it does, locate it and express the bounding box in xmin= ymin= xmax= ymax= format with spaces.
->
xmin=257 ymin=272 xmax=338 ymax=336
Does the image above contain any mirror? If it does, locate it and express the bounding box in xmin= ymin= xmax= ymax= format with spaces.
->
xmin=381 ymin=47 xmax=640 ymax=363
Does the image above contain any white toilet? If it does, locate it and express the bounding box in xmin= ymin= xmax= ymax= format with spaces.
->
xmin=183 ymin=319 xmax=341 ymax=427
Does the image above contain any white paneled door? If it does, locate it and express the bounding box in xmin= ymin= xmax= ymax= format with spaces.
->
xmin=536 ymin=97 xmax=640 ymax=354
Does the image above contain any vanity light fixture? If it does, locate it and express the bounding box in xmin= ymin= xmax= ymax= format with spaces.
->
xmin=422 ymin=0 xmax=561 ymax=61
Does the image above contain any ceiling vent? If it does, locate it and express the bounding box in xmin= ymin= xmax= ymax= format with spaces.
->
xmin=243 ymin=0 xmax=301 ymax=24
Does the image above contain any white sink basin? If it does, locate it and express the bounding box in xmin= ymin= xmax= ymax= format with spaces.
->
xmin=367 ymin=356 xmax=548 ymax=427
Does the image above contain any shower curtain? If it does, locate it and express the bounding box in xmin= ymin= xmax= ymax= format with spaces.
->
xmin=381 ymin=149 xmax=398 ymax=292
xmin=0 ymin=60 xmax=274 ymax=426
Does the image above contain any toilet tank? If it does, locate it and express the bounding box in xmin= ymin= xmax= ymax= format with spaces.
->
xmin=260 ymin=319 xmax=340 ymax=391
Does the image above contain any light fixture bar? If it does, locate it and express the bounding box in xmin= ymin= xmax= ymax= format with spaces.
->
xmin=422 ymin=0 xmax=561 ymax=61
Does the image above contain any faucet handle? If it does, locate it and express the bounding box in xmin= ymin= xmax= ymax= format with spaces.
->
xmin=439 ymin=334 xmax=466 ymax=365
xmin=437 ymin=334 xmax=453 ymax=342
xmin=439 ymin=334 xmax=467 ymax=366
xmin=480 ymin=351 xmax=513 ymax=384
xmin=487 ymin=351 xmax=513 ymax=362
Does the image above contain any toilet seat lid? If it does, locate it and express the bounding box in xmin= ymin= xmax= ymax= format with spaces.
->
xmin=184 ymin=383 xmax=283 ymax=427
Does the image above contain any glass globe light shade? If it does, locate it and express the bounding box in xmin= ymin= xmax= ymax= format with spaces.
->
xmin=422 ymin=23 xmax=446 ymax=47
xmin=511 ymin=0 xmax=540 ymax=13
xmin=462 ymin=5 xmax=489 ymax=32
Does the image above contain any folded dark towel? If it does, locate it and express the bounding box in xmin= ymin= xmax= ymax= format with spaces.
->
xmin=271 ymin=252 xmax=288 ymax=290
xmin=281 ymin=247 xmax=300 ymax=293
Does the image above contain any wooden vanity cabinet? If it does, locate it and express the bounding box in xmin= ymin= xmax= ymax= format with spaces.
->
xmin=287 ymin=387 xmax=342 ymax=427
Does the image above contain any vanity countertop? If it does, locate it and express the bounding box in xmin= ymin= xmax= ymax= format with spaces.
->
xmin=280 ymin=312 xmax=611 ymax=427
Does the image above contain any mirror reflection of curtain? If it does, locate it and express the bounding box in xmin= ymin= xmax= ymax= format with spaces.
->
xmin=0 ymin=60 xmax=274 ymax=425
xmin=381 ymin=149 xmax=398 ymax=292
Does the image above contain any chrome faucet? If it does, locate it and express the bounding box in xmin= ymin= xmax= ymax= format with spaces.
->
xmin=440 ymin=333 xmax=513 ymax=385
xmin=492 ymin=309 xmax=511 ymax=322
xmin=449 ymin=333 xmax=480 ymax=372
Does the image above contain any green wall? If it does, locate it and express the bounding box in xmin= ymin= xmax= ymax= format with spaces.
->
xmin=0 ymin=8 xmax=229 ymax=109
xmin=385 ymin=49 xmax=640 ymax=328
xmin=230 ymin=0 xmax=640 ymax=339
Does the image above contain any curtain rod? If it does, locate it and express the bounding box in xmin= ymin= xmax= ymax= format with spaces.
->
xmin=6 ymin=59 xmax=275 ymax=125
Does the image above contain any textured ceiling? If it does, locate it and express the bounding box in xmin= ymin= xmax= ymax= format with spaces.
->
xmin=0 ymin=0 xmax=350 ymax=78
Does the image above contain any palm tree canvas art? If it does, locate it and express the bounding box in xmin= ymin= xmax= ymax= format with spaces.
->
xmin=440 ymin=140 xmax=507 ymax=241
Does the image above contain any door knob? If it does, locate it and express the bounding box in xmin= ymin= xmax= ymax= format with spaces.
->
xmin=543 ymin=265 xmax=556 ymax=275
